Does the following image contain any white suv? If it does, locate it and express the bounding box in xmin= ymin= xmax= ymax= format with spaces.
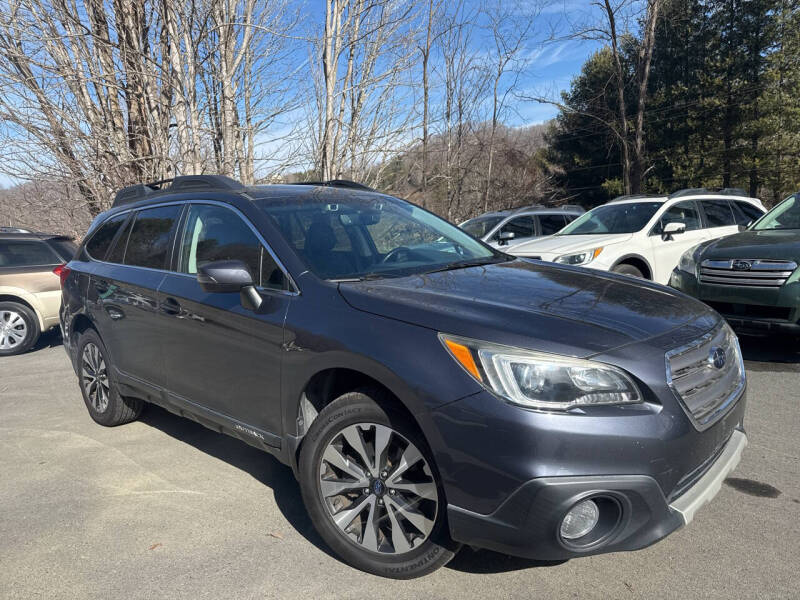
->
xmin=507 ymin=189 xmax=766 ymax=284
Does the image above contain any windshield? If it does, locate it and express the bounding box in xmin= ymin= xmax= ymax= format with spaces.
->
xmin=558 ymin=202 xmax=662 ymax=235
xmin=752 ymin=194 xmax=800 ymax=231
xmin=461 ymin=215 xmax=503 ymax=238
xmin=256 ymin=193 xmax=501 ymax=280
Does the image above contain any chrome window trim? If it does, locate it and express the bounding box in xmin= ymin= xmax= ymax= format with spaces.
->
xmin=83 ymin=198 xmax=300 ymax=297
xmin=664 ymin=322 xmax=746 ymax=432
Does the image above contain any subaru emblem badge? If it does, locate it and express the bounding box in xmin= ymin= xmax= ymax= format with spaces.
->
xmin=732 ymin=260 xmax=752 ymax=271
xmin=709 ymin=347 xmax=726 ymax=369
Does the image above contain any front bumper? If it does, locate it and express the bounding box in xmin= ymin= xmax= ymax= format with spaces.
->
xmin=446 ymin=429 xmax=747 ymax=560
xmin=669 ymin=268 xmax=800 ymax=335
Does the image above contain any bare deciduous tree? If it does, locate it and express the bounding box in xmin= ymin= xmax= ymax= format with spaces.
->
xmin=314 ymin=0 xmax=418 ymax=182
xmin=0 ymin=0 xmax=300 ymax=215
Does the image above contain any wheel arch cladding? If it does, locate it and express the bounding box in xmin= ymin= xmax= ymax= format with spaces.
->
xmin=613 ymin=255 xmax=652 ymax=279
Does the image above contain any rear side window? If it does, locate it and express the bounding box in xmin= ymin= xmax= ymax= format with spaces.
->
xmin=0 ymin=240 xmax=61 ymax=267
xmin=701 ymin=200 xmax=735 ymax=227
xmin=85 ymin=213 xmax=128 ymax=260
xmin=106 ymin=217 xmax=133 ymax=264
xmin=124 ymin=205 xmax=182 ymax=269
xmin=539 ymin=214 xmax=568 ymax=235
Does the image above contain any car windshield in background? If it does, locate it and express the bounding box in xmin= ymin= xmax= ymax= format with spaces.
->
xmin=558 ymin=202 xmax=663 ymax=235
xmin=461 ymin=215 xmax=503 ymax=238
xmin=256 ymin=194 xmax=502 ymax=280
xmin=751 ymin=194 xmax=800 ymax=231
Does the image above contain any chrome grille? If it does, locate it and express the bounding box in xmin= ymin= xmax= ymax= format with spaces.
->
xmin=699 ymin=259 xmax=797 ymax=287
xmin=665 ymin=323 xmax=745 ymax=431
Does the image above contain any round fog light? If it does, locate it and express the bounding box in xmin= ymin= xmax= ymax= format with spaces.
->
xmin=560 ymin=499 xmax=600 ymax=540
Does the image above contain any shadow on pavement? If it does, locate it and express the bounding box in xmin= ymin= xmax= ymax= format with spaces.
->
xmin=136 ymin=404 xmax=561 ymax=575
xmin=738 ymin=334 xmax=800 ymax=367
xmin=33 ymin=328 xmax=64 ymax=351
xmin=137 ymin=404 xmax=336 ymax=560
xmin=446 ymin=547 xmax=565 ymax=574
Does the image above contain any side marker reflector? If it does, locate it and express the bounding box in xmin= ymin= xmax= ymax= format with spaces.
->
xmin=444 ymin=339 xmax=482 ymax=381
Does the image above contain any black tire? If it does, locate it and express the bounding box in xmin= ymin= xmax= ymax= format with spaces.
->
xmin=612 ymin=263 xmax=645 ymax=279
xmin=0 ymin=301 xmax=40 ymax=356
xmin=298 ymin=388 xmax=459 ymax=578
xmin=76 ymin=328 xmax=142 ymax=426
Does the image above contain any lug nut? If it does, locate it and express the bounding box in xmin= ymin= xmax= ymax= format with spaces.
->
xmin=381 ymin=471 xmax=388 ymax=478
xmin=363 ymin=488 xmax=370 ymax=494
xmin=389 ymin=489 xmax=396 ymax=495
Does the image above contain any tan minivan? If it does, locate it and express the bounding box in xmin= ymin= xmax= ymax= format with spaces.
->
xmin=0 ymin=232 xmax=77 ymax=355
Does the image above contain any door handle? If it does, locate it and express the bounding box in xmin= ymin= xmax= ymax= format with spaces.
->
xmin=161 ymin=297 xmax=182 ymax=316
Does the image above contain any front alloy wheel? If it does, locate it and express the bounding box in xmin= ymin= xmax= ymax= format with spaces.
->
xmin=319 ymin=423 xmax=438 ymax=554
xmin=299 ymin=390 xmax=458 ymax=578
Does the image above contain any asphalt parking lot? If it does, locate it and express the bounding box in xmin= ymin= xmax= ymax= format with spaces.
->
xmin=1 ymin=331 xmax=798 ymax=599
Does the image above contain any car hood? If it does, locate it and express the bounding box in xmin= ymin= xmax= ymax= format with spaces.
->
xmin=701 ymin=229 xmax=800 ymax=261
xmin=509 ymin=233 xmax=632 ymax=257
xmin=338 ymin=259 xmax=717 ymax=358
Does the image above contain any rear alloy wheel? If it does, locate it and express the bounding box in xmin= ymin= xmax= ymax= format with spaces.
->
xmin=76 ymin=329 xmax=142 ymax=426
xmin=299 ymin=390 xmax=458 ymax=578
xmin=81 ymin=342 xmax=110 ymax=413
xmin=0 ymin=302 xmax=39 ymax=356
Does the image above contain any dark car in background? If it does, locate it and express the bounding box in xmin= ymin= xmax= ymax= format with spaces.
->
xmin=60 ymin=176 xmax=747 ymax=578
xmin=0 ymin=232 xmax=77 ymax=355
xmin=670 ymin=192 xmax=800 ymax=336
xmin=460 ymin=204 xmax=584 ymax=249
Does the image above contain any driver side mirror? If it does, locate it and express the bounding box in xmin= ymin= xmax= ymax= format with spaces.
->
xmin=497 ymin=231 xmax=515 ymax=246
xmin=197 ymin=259 xmax=262 ymax=311
xmin=661 ymin=221 xmax=686 ymax=241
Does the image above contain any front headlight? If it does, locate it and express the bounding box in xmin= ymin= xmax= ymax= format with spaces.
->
xmin=554 ymin=247 xmax=603 ymax=265
xmin=440 ymin=334 xmax=642 ymax=411
xmin=677 ymin=242 xmax=710 ymax=275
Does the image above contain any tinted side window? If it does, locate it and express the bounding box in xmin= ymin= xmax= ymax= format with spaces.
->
xmin=736 ymin=201 xmax=764 ymax=223
xmin=500 ymin=216 xmax=535 ymax=238
xmin=124 ymin=205 xmax=182 ymax=269
xmin=658 ymin=201 xmax=701 ymax=232
xmin=179 ymin=204 xmax=287 ymax=290
xmin=0 ymin=240 xmax=61 ymax=267
xmin=702 ymin=200 xmax=735 ymax=227
xmin=539 ymin=214 xmax=568 ymax=235
xmin=85 ymin=213 xmax=127 ymax=260
xmin=106 ymin=216 xmax=133 ymax=264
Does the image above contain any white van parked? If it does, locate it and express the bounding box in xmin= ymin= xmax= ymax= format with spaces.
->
xmin=507 ymin=189 xmax=766 ymax=284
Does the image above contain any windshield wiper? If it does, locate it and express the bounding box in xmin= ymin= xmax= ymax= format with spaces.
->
xmin=331 ymin=272 xmax=389 ymax=283
xmin=422 ymin=256 xmax=505 ymax=275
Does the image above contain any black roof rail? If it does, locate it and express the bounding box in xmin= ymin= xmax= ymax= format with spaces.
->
xmin=288 ymin=179 xmax=375 ymax=191
xmin=112 ymin=175 xmax=245 ymax=208
xmin=668 ymin=187 xmax=748 ymax=199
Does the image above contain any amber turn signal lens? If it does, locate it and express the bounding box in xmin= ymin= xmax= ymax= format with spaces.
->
xmin=444 ymin=339 xmax=482 ymax=381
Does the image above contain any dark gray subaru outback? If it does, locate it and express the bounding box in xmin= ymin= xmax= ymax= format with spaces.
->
xmin=60 ymin=176 xmax=747 ymax=578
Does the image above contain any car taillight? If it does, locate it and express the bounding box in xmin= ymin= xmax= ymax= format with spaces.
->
xmin=53 ymin=264 xmax=71 ymax=287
